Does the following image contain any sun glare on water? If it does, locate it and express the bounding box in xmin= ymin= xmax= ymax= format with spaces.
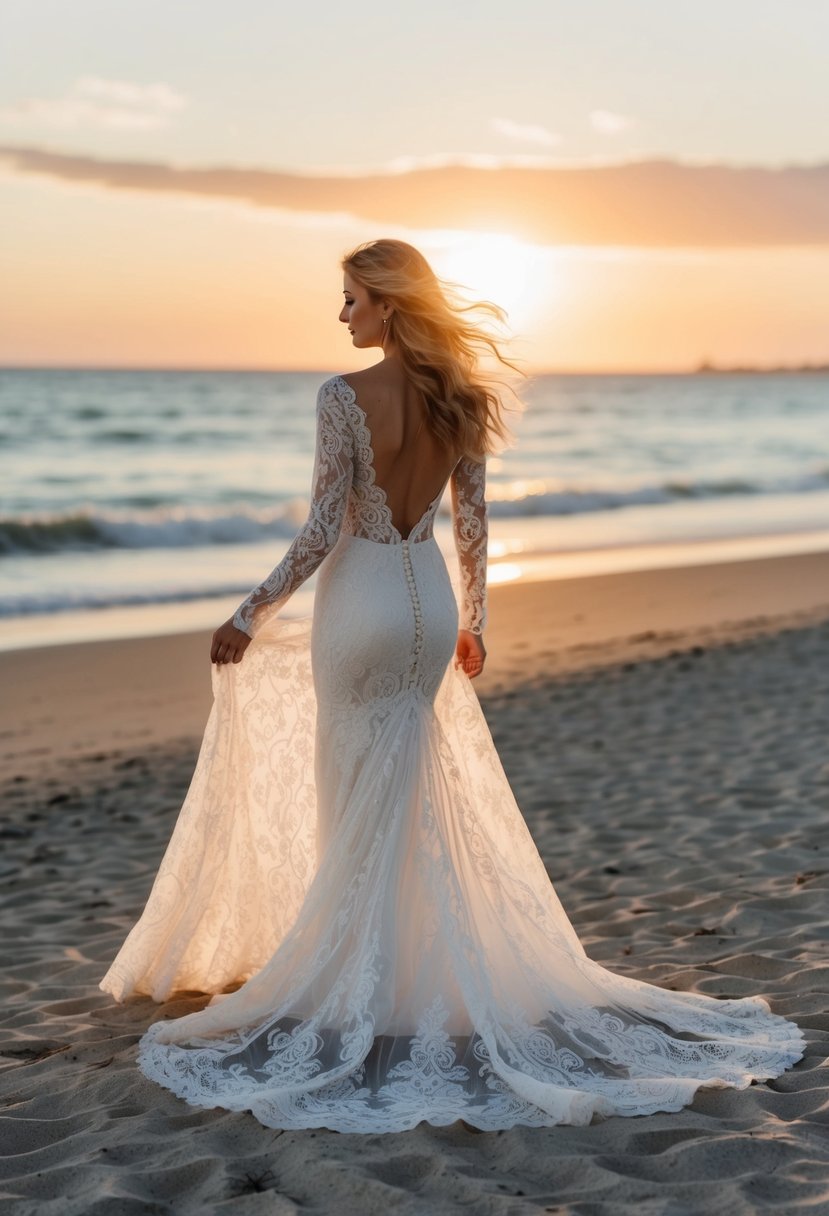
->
xmin=425 ymin=231 xmax=556 ymax=333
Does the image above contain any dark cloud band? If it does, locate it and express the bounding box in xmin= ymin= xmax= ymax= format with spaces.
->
xmin=1 ymin=144 xmax=827 ymax=247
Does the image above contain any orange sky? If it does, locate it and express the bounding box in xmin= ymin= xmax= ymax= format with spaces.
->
xmin=2 ymin=154 xmax=828 ymax=371
xmin=2 ymin=0 xmax=828 ymax=372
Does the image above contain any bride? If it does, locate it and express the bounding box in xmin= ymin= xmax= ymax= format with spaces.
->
xmin=99 ymin=238 xmax=804 ymax=1132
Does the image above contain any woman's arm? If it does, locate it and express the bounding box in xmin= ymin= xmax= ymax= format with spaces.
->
xmin=211 ymin=379 xmax=354 ymax=662
xmin=450 ymin=455 xmax=488 ymax=677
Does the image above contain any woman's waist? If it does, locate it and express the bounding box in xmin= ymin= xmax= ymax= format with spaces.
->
xmin=338 ymin=530 xmax=440 ymax=555
xmin=322 ymin=530 xmax=449 ymax=581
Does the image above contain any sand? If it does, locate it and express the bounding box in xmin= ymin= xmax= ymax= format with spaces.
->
xmin=1 ymin=551 xmax=828 ymax=1215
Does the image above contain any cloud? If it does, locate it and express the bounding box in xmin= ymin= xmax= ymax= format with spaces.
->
xmin=490 ymin=118 xmax=561 ymax=148
xmin=73 ymin=77 xmax=185 ymax=110
xmin=0 ymin=144 xmax=827 ymax=247
xmin=590 ymin=109 xmax=633 ymax=135
xmin=0 ymin=77 xmax=187 ymax=131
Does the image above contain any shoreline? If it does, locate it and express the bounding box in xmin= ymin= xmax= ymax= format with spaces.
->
xmin=4 ymin=519 xmax=829 ymax=656
xmin=2 ymin=547 xmax=829 ymax=781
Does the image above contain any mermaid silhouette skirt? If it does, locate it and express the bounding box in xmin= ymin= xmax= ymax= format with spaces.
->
xmin=99 ymin=532 xmax=805 ymax=1132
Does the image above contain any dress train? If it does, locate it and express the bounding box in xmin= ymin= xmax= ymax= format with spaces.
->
xmin=100 ymin=614 xmax=805 ymax=1132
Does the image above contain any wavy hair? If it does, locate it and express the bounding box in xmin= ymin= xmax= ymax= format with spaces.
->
xmin=340 ymin=238 xmax=524 ymax=460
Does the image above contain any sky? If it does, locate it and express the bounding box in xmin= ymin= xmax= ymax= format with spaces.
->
xmin=1 ymin=0 xmax=828 ymax=372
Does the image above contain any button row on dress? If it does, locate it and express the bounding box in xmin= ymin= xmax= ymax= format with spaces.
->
xmin=401 ymin=540 xmax=424 ymax=683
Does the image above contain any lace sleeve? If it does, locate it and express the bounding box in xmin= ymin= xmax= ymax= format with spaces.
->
xmin=231 ymin=379 xmax=354 ymax=637
xmin=450 ymin=456 xmax=488 ymax=635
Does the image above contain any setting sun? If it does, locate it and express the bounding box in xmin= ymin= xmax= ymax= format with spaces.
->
xmin=423 ymin=231 xmax=559 ymax=335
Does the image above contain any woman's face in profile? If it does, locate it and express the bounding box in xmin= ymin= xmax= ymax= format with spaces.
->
xmin=339 ymin=272 xmax=386 ymax=349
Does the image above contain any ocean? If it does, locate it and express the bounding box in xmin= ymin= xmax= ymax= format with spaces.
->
xmin=2 ymin=368 xmax=828 ymax=649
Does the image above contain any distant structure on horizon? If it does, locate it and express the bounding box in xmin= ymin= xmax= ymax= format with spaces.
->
xmin=694 ymin=358 xmax=829 ymax=374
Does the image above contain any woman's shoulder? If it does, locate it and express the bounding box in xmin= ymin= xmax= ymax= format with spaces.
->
xmin=318 ymin=373 xmax=346 ymax=395
xmin=326 ymin=364 xmax=404 ymax=396
xmin=316 ymin=374 xmax=356 ymax=409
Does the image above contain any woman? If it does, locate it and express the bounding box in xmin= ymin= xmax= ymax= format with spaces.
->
xmin=100 ymin=239 xmax=804 ymax=1133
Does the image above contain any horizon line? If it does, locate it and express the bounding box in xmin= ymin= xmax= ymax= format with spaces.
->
xmin=2 ymin=361 xmax=829 ymax=376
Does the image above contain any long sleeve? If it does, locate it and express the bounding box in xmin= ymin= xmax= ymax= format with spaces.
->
xmin=450 ymin=455 xmax=488 ymax=635
xmin=232 ymin=379 xmax=354 ymax=637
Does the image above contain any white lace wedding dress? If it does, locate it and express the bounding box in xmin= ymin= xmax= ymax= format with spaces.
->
xmin=99 ymin=374 xmax=805 ymax=1132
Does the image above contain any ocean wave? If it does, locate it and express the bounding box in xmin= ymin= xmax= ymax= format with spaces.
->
xmin=2 ymin=470 xmax=828 ymax=556
xmin=0 ymin=503 xmax=306 ymax=555
xmin=0 ymin=584 xmax=256 ymax=618
xmin=487 ymin=470 xmax=829 ymax=516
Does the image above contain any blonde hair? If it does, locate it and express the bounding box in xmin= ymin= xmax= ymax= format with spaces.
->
xmin=340 ymin=238 xmax=524 ymax=460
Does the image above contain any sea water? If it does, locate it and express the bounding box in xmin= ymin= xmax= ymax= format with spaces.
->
xmin=2 ymin=368 xmax=828 ymax=648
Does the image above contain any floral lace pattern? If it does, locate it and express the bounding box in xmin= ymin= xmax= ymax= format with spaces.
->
xmin=450 ymin=455 xmax=487 ymax=634
xmin=100 ymin=374 xmax=805 ymax=1133
xmin=232 ymin=375 xmax=487 ymax=636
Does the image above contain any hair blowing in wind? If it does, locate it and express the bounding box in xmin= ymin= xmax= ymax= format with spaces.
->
xmin=341 ymin=238 xmax=524 ymax=460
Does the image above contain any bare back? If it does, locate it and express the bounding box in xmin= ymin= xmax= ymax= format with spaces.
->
xmin=339 ymin=366 xmax=458 ymax=540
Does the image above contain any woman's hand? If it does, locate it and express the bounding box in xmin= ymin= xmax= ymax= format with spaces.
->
xmin=455 ymin=629 xmax=486 ymax=679
xmin=211 ymin=618 xmax=252 ymax=665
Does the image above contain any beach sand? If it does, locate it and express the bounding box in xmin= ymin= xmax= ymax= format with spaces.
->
xmin=1 ymin=551 xmax=828 ymax=1214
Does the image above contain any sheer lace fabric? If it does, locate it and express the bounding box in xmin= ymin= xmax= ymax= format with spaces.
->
xmin=231 ymin=376 xmax=487 ymax=638
xmin=99 ymin=375 xmax=805 ymax=1133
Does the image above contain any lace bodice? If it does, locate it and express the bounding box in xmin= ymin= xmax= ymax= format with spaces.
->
xmin=232 ymin=375 xmax=488 ymax=637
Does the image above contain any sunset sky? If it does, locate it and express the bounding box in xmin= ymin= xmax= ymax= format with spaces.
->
xmin=2 ymin=0 xmax=828 ymax=372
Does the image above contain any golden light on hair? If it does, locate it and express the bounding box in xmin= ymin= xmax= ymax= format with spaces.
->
xmin=340 ymin=237 xmax=524 ymax=459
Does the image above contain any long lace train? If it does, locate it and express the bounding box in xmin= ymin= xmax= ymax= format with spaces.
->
xmin=101 ymin=611 xmax=806 ymax=1132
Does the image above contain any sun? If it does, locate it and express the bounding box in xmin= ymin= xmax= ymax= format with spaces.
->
xmin=423 ymin=230 xmax=555 ymax=332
